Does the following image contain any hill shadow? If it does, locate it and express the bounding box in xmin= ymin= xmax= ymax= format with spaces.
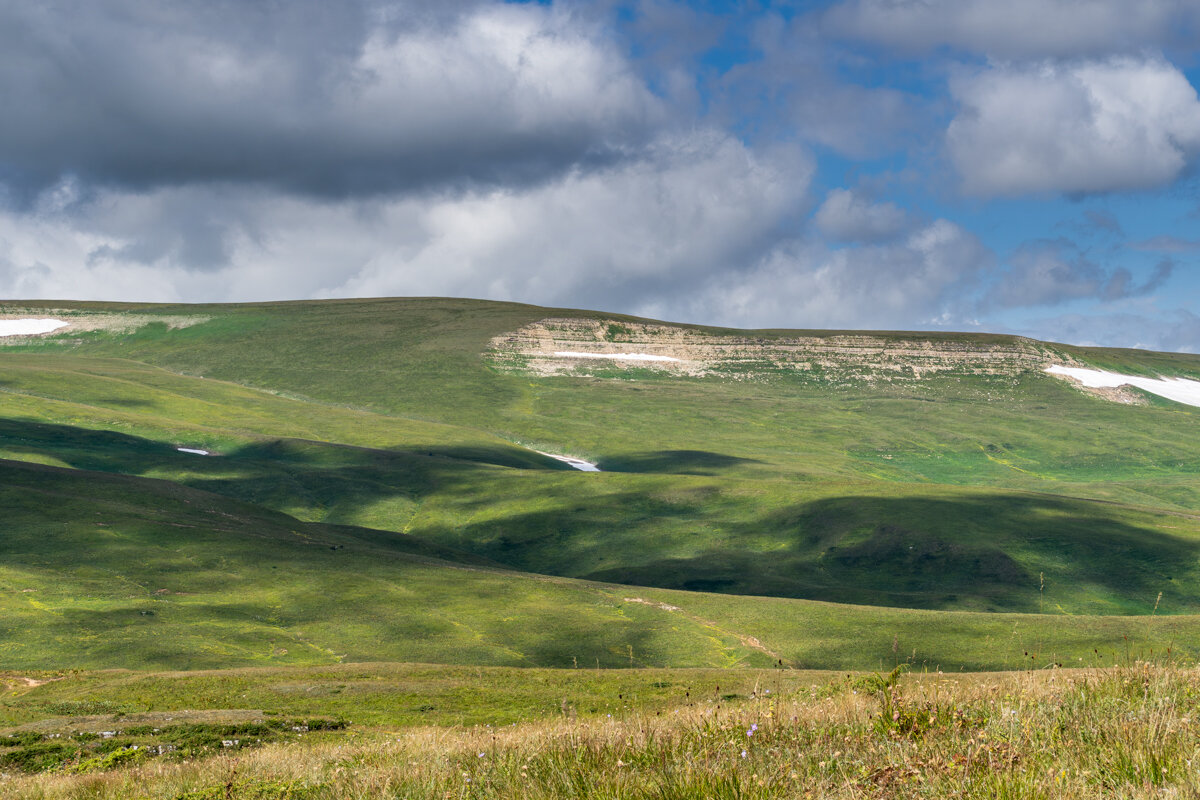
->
xmin=411 ymin=490 xmax=1200 ymax=614
xmin=588 ymin=494 xmax=1199 ymax=613
xmin=597 ymin=450 xmax=762 ymax=475
xmin=5 ymin=417 xmax=1197 ymax=614
xmin=0 ymin=417 xmax=562 ymax=540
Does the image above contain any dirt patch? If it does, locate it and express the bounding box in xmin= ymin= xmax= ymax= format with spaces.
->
xmin=624 ymin=597 xmax=682 ymax=612
xmin=1082 ymin=385 xmax=1150 ymax=405
xmin=0 ymin=675 xmax=62 ymax=691
xmin=489 ymin=318 xmax=1070 ymax=383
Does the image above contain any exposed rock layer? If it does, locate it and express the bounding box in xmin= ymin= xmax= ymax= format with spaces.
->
xmin=488 ymin=318 xmax=1074 ymax=383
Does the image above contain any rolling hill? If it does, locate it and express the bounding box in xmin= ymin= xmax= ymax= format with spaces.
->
xmin=1 ymin=297 xmax=1199 ymax=670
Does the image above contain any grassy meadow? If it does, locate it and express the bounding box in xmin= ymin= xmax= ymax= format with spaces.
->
xmin=2 ymin=297 xmax=1200 ymax=795
xmin=3 ymin=662 xmax=1198 ymax=799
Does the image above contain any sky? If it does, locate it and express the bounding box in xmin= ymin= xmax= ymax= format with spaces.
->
xmin=2 ymin=0 xmax=1200 ymax=351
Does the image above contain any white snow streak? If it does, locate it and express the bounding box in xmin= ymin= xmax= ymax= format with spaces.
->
xmin=554 ymin=351 xmax=681 ymax=363
xmin=1045 ymin=365 xmax=1200 ymax=408
xmin=0 ymin=319 xmax=68 ymax=336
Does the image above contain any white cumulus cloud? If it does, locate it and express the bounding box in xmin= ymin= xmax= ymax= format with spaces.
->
xmin=652 ymin=219 xmax=992 ymax=330
xmin=813 ymin=188 xmax=910 ymax=242
xmin=0 ymin=132 xmax=814 ymax=314
xmin=947 ymin=57 xmax=1200 ymax=196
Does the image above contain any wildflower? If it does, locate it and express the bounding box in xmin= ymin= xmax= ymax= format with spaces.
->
xmin=741 ymin=749 xmax=748 ymax=758
xmin=478 ymin=752 xmax=486 ymax=758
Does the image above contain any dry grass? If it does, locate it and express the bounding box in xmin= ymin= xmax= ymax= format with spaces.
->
xmin=3 ymin=663 xmax=1199 ymax=799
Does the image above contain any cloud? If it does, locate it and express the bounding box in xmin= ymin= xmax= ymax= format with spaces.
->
xmin=713 ymin=13 xmax=933 ymax=159
xmin=1131 ymin=235 xmax=1200 ymax=253
xmin=326 ymin=132 xmax=813 ymax=310
xmin=0 ymin=130 xmax=993 ymax=333
xmin=653 ymin=219 xmax=992 ymax=330
xmin=813 ymin=189 xmax=910 ymax=242
xmin=824 ymin=0 xmax=1200 ymax=59
xmin=0 ymin=131 xmax=814 ymax=312
xmin=1 ymin=0 xmax=1195 ymax=355
xmin=0 ymin=0 xmax=661 ymax=199
xmin=987 ymin=239 xmax=1173 ymax=308
xmin=947 ymin=57 xmax=1200 ymax=196
xmin=1083 ymin=210 xmax=1124 ymax=236
xmin=1022 ymin=309 xmax=1200 ymax=352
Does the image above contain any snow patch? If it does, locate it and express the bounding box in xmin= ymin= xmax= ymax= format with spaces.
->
xmin=1045 ymin=365 xmax=1200 ymax=408
xmin=535 ymin=450 xmax=600 ymax=471
xmin=0 ymin=319 xmax=68 ymax=336
xmin=176 ymin=447 xmax=210 ymax=456
xmin=554 ymin=351 xmax=681 ymax=363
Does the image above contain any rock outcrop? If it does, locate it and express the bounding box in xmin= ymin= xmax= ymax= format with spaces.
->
xmin=488 ymin=318 xmax=1072 ymax=383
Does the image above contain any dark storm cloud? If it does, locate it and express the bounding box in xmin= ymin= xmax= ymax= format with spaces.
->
xmin=0 ymin=0 xmax=662 ymax=200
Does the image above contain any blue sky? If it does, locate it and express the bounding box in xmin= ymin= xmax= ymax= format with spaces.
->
xmin=1 ymin=0 xmax=1199 ymax=351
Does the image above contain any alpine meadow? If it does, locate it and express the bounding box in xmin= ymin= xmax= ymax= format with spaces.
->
xmin=7 ymin=0 xmax=1200 ymax=796
xmin=1 ymin=298 xmax=1200 ymax=798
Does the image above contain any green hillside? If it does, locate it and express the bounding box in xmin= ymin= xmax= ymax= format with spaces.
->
xmin=0 ymin=458 xmax=1194 ymax=672
xmin=1 ymin=297 xmax=1199 ymax=670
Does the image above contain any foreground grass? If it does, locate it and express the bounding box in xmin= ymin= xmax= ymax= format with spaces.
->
xmin=2 ymin=663 xmax=1197 ymax=799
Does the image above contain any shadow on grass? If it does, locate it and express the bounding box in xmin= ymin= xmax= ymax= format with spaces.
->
xmin=597 ymin=450 xmax=761 ymax=475
xmin=598 ymin=494 xmax=1200 ymax=612
xmin=0 ymin=417 xmax=569 ymax=547
xmin=414 ymin=490 xmax=1200 ymax=614
xmin=0 ymin=415 xmax=567 ymax=496
xmin=3 ymin=417 xmax=1196 ymax=615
